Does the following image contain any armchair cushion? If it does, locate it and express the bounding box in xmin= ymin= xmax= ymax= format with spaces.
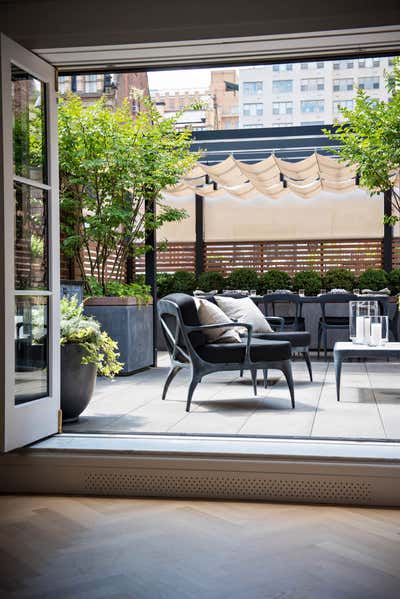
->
xmin=215 ymin=296 xmax=273 ymax=333
xmin=196 ymin=338 xmax=291 ymax=364
xmin=250 ymin=331 xmax=311 ymax=347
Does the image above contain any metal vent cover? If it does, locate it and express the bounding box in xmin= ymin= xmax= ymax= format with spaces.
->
xmin=84 ymin=471 xmax=372 ymax=504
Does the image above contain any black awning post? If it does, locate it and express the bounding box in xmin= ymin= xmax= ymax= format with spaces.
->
xmin=195 ymin=193 xmax=205 ymax=278
xmin=383 ymin=189 xmax=393 ymax=272
xmin=145 ymin=198 xmax=157 ymax=367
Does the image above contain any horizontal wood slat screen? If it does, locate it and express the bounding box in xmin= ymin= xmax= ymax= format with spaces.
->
xmin=61 ymin=237 xmax=393 ymax=281
xmin=392 ymin=238 xmax=400 ymax=269
xmin=204 ymin=239 xmax=384 ymax=276
xmin=134 ymin=242 xmax=196 ymax=274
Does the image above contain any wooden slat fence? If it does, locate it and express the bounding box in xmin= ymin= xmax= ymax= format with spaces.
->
xmin=204 ymin=239 xmax=384 ymax=276
xmin=134 ymin=242 xmax=196 ymax=274
xmin=60 ymin=237 xmax=395 ymax=281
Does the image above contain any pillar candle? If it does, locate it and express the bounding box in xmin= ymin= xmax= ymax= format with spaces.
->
xmin=355 ymin=316 xmax=364 ymax=343
xmin=371 ymin=322 xmax=381 ymax=346
xmin=364 ymin=317 xmax=371 ymax=345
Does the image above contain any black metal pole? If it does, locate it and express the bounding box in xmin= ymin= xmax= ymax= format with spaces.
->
xmin=145 ymin=198 xmax=157 ymax=366
xmin=383 ymin=189 xmax=393 ymax=272
xmin=195 ymin=193 xmax=205 ymax=278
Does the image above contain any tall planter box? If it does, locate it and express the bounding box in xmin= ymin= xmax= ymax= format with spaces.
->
xmin=84 ymin=297 xmax=153 ymax=375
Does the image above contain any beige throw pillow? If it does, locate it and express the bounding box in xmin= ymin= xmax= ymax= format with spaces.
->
xmin=195 ymin=298 xmax=241 ymax=344
xmin=214 ymin=296 xmax=273 ymax=333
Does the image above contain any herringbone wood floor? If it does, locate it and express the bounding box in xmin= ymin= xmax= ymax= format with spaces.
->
xmin=0 ymin=495 xmax=399 ymax=598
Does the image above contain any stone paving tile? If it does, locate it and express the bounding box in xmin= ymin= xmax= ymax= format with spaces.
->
xmin=63 ymin=353 xmax=400 ymax=439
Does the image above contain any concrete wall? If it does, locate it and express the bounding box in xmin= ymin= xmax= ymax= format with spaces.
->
xmin=159 ymin=190 xmax=386 ymax=242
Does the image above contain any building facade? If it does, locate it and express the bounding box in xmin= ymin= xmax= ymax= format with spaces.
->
xmin=58 ymin=72 xmax=150 ymax=115
xmin=239 ymin=57 xmax=395 ymax=128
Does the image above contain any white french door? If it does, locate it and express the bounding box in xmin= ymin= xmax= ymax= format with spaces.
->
xmin=0 ymin=34 xmax=59 ymax=452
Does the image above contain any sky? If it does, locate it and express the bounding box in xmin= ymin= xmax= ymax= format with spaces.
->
xmin=148 ymin=67 xmax=236 ymax=91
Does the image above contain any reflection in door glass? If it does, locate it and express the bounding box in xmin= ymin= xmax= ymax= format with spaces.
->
xmin=15 ymin=296 xmax=48 ymax=404
xmin=14 ymin=182 xmax=48 ymax=290
xmin=12 ymin=64 xmax=47 ymax=183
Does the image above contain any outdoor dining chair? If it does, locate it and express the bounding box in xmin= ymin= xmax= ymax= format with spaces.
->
xmin=317 ymin=293 xmax=357 ymax=360
xmin=262 ymin=293 xmax=305 ymax=331
xmin=158 ymin=293 xmax=295 ymax=411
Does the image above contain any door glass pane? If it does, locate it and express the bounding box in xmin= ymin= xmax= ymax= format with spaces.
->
xmin=14 ymin=182 xmax=48 ymax=290
xmin=15 ymin=296 xmax=48 ymax=405
xmin=12 ymin=64 xmax=47 ymax=183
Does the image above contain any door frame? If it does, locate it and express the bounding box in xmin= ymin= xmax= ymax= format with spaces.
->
xmin=0 ymin=34 xmax=60 ymax=452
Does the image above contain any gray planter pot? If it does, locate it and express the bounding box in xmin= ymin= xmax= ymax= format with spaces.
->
xmin=61 ymin=344 xmax=97 ymax=422
xmin=84 ymin=300 xmax=154 ymax=374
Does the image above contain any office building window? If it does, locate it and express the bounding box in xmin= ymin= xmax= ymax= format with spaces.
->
xmin=243 ymin=103 xmax=263 ymax=116
xmin=84 ymin=74 xmax=98 ymax=93
xmin=272 ymin=80 xmax=293 ymax=93
xmin=300 ymin=78 xmax=324 ymax=92
xmin=272 ymin=64 xmax=293 ymax=72
xmin=272 ymin=101 xmax=293 ymax=115
xmin=358 ymin=58 xmax=380 ymax=68
xmin=58 ymin=76 xmax=70 ymax=94
xmin=333 ymin=60 xmax=354 ymax=70
xmin=242 ymin=124 xmax=264 ymax=128
xmin=333 ymin=78 xmax=354 ymax=92
xmin=300 ymin=62 xmax=324 ymax=70
xmin=333 ymin=100 xmax=354 ymax=113
xmin=358 ymin=76 xmax=380 ymax=90
xmin=301 ymin=100 xmax=324 ymax=113
xmin=243 ymin=81 xmax=263 ymax=95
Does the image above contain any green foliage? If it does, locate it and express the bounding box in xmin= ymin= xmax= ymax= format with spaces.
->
xmin=171 ymin=270 xmax=197 ymax=295
xmin=227 ymin=268 xmax=259 ymax=291
xmin=388 ymin=269 xmax=400 ymax=295
xmin=86 ymin=277 xmax=151 ymax=303
xmin=358 ymin=269 xmax=389 ymax=291
xmin=292 ymin=270 xmax=323 ymax=296
xmin=58 ymin=94 xmax=199 ymax=295
xmin=60 ymin=296 xmax=123 ymax=377
xmin=258 ymin=269 xmax=292 ymax=293
xmin=323 ymin=58 xmax=400 ymax=220
xmin=197 ymin=271 xmax=226 ymax=292
xmin=156 ymin=273 xmax=175 ymax=298
xmin=323 ymin=268 xmax=356 ymax=291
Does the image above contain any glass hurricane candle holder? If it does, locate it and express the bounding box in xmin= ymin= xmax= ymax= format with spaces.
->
xmin=349 ymin=300 xmax=379 ymax=344
xmin=366 ymin=315 xmax=388 ymax=346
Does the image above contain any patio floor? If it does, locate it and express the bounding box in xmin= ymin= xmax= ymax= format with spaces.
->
xmin=63 ymin=352 xmax=400 ymax=440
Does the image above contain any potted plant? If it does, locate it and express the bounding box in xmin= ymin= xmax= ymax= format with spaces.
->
xmin=58 ymin=93 xmax=199 ymax=372
xmin=60 ymin=296 xmax=122 ymax=421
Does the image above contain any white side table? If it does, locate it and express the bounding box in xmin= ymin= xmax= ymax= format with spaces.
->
xmin=333 ymin=341 xmax=400 ymax=401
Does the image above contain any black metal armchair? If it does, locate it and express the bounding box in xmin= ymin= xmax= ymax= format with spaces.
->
xmin=158 ymin=293 xmax=295 ymax=411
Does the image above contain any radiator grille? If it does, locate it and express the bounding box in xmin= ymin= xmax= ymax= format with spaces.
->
xmin=84 ymin=471 xmax=372 ymax=504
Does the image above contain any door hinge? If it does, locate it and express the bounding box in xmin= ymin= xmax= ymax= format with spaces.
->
xmin=54 ymin=66 xmax=59 ymax=93
xmin=58 ymin=409 xmax=63 ymax=433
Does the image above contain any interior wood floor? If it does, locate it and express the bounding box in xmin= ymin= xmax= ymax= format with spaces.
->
xmin=0 ymin=495 xmax=399 ymax=599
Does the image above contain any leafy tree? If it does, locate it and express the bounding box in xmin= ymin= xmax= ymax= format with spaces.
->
xmin=324 ymin=58 xmax=400 ymax=222
xmin=59 ymin=94 xmax=199 ymax=294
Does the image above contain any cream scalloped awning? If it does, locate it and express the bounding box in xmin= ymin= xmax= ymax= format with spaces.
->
xmin=163 ymin=153 xmax=375 ymax=200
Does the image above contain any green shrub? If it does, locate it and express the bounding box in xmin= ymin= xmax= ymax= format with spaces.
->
xmin=156 ymin=273 xmax=175 ymax=298
xmin=226 ymin=268 xmax=259 ymax=291
xmin=388 ymin=269 xmax=400 ymax=295
xmin=292 ymin=270 xmax=322 ymax=296
xmin=323 ymin=268 xmax=356 ymax=291
xmin=171 ymin=270 xmax=197 ymax=295
xmin=258 ymin=269 xmax=292 ymax=294
xmin=358 ymin=269 xmax=389 ymax=291
xmin=86 ymin=277 xmax=151 ymax=303
xmin=197 ymin=271 xmax=226 ymax=292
